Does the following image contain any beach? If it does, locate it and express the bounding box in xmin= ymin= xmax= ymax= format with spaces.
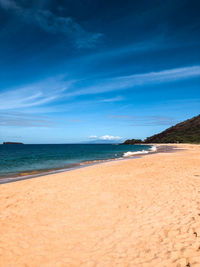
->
xmin=0 ymin=144 xmax=200 ymax=266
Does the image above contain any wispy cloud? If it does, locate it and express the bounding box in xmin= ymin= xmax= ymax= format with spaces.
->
xmin=108 ymin=115 xmax=133 ymax=119
xmin=1 ymin=65 xmax=199 ymax=112
xmin=68 ymin=119 xmax=82 ymax=123
xmin=107 ymin=115 xmax=177 ymax=126
xmin=0 ymin=112 xmax=56 ymax=127
xmin=0 ymin=0 xmax=103 ymax=49
xmin=31 ymin=10 xmax=103 ymax=49
xmin=81 ymin=35 xmax=168 ymax=65
xmin=89 ymin=135 xmax=122 ymax=141
xmin=0 ymin=76 xmax=72 ymax=110
xmin=0 ymin=0 xmax=17 ymax=9
xmin=65 ymin=65 xmax=200 ymax=98
xmin=100 ymin=96 xmax=124 ymax=103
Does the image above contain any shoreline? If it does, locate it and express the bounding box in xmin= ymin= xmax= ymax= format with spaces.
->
xmin=1 ymin=143 xmax=200 ymax=266
xmin=0 ymin=144 xmax=175 ymax=184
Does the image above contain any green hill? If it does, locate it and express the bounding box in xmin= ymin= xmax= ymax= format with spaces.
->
xmin=123 ymin=139 xmax=143 ymax=145
xmin=145 ymin=114 xmax=200 ymax=144
xmin=123 ymin=114 xmax=200 ymax=144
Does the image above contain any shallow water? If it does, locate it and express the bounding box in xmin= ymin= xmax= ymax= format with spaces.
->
xmin=0 ymin=144 xmax=154 ymax=179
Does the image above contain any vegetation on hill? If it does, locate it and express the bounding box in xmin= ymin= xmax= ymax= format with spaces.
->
xmin=123 ymin=114 xmax=200 ymax=144
xmin=3 ymin=142 xmax=24 ymax=145
xmin=123 ymin=139 xmax=143 ymax=145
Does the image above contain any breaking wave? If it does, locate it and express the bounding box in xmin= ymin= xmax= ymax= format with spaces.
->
xmin=123 ymin=145 xmax=157 ymax=157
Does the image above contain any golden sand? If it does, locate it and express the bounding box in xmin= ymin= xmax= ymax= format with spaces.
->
xmin=0 ymin=144 xmax=200 ymax=266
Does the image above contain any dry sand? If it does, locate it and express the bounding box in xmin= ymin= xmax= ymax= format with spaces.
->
xmin=1 ymin=144 xmax=200 ymax=267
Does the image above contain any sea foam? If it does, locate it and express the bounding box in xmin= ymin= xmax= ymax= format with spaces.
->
xmin=150 ymin=145 xmax=157 ymax=151
xmin=123 ymin=145 xmax=157 ymax=157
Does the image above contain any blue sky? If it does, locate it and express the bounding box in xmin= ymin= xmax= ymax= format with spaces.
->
xmin=0 ymin=0 xmax=199 ymax=143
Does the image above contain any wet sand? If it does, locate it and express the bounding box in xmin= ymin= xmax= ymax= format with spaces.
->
xmin=0 ymin=144 xmax=200 ymax=266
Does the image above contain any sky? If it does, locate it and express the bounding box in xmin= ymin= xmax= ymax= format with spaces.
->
xmin=0 ymin=0 xmax=200 ymax=144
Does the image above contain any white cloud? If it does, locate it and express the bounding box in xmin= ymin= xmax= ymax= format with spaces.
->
xmin=89 ymin=135 xmax=122 ymax=141
xmin=89 ymin=135 xmax=98 ymax=139
xmin=100 ymin=135 xmax=122 ymax=141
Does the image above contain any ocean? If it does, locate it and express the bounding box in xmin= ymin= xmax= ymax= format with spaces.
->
xmin=0 ymin=144 xmax=155 ymax=182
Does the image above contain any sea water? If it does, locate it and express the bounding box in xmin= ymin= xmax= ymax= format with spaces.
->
xmin=0 ymin=144 xmax=156 ymax=181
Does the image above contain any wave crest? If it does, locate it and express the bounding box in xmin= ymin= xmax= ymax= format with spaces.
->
xmin=123 ymin=145 xmax=157 ymax=157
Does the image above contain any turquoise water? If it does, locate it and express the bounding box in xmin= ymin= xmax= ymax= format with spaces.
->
xmin=0 ymin=144 xmax=154 ymax=181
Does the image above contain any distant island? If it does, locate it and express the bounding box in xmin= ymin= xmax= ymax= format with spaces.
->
xmin=123 ymin=114 xmax=200 ymax=144
xmin=3 ymin=142 xmax=24 ymax=145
